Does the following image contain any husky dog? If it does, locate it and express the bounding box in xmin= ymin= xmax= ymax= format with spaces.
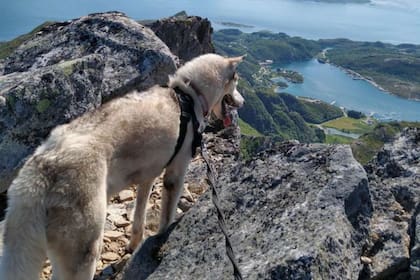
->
xmin=0 ymin=53 xmax=244 ymax=280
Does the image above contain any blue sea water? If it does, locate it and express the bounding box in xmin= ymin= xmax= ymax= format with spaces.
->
xmin=279 ymin=59 xmax=420 ymax=121
xmin=1 ymin=0 xmax=419 ymax=121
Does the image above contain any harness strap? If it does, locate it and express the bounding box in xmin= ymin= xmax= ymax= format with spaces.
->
xmin=166 ymin=87 xmax=202 ymax=166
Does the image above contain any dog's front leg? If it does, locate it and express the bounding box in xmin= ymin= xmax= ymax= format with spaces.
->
xmin=127 ymin=180 xmax=154 ymax=252
xmin=159 ymin=121 xmax=194 ymax=233
xmin=159 ymin=160 xmax=190 ymax=233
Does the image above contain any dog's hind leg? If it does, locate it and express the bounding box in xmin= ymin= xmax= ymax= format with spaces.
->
xmin=47 ymin=160 xmax=107 ymax=280
xmin=0 ymin=203 xmax=47 ymax=280
xmin=47 ymin=195 xmax=106 ymax=280
xmin=127 ymin=179 xmax=154 ymax=252
xmin=0 ymin=163 xmax=48 ymax=280
xmin=48 ymin=234 xmax=102 ymax=280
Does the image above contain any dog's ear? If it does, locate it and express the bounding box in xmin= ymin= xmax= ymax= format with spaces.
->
xmin=227 ymin=55 xmax=246 ymax=68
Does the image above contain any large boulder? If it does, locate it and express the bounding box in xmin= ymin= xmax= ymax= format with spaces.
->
xmin=123 ymin=128 xmax=374 ymax=279
xmin=0 ymin=12 xmax=178 ymax=192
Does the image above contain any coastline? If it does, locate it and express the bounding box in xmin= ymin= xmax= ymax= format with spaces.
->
xmin=319 ymin=49 xmax=420 ymax=102
xmin=333 ymin=64 xmax=420 ymax=102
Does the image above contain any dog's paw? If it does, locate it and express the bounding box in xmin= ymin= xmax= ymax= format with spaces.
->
xmin=198 ymin=121 xmax=206 ymax=133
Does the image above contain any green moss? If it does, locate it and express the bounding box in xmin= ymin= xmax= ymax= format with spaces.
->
xmin=36 ymin=99 xmax=51 ymax=113
xmin=58 ymin=60 xmax=76 ymax=76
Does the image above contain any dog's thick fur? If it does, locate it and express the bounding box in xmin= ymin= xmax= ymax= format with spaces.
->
xmin=0 ymin=54 xmax=244 ymax=280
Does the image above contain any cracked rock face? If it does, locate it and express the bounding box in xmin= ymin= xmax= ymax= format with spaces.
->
xmin=0 ymin=12 xmax=178 ymax=192
xmin=362 ymin=128 xmax=420 ymax=280
xmin=123 ymin=129 xmax=373 ymax=280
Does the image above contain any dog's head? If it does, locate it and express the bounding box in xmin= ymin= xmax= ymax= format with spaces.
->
xmin=169 ymin=54 xmax=245 ymax=129
xmin=211 ymin=56 xmax=245 ymax=127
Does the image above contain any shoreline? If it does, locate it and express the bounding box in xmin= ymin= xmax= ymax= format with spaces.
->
xmin=319 ymin=49 xmax=420 ymax=102
xmin=333 ymin=64 xmax=420 ymax=102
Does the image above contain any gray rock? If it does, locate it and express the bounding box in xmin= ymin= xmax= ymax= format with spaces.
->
xmin=0 ymin=60 xmax=4 ymax=75
xmin=0 ymin=12 xmax=178 ymax=192
xmin=362 ymin=127 xmax=420 ymax=279
xmin=146 ymin=13 xmax=214 ymax=63
xmin=123 ymin=130 xmax=373 ymax=280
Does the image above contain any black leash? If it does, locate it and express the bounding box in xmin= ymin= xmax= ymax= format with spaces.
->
xmin=201 ymin=141 xmax=244 ymax=280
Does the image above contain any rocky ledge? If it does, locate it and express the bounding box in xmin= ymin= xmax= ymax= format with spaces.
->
xmin=123 ymin=128 xmax=372 ymax=279
xmin=119 ymin=128 xmax=419 ymax=280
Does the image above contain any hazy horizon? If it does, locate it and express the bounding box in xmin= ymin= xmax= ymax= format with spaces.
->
xmin=1 ymin=0 xmax=420 ymax=44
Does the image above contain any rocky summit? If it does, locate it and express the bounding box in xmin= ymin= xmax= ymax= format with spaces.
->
xmin=0 ymin=12 xmax=419 ymax=280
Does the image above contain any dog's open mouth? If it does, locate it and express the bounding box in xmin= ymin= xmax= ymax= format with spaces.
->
xmin=222 ymin=94 xmax=239 ymax=127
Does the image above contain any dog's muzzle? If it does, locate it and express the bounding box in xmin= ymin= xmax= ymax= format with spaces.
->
xmin=222 ymin=94 xmax=242 ymax=127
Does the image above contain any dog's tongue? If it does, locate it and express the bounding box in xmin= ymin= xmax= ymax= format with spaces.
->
xmin=223 ymin=115 xmax=232 ymax=127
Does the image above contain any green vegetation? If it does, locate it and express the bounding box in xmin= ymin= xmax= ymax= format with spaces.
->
xmin=321 ymin=39 xmax=420 ymax=100
xmin=240 ymin=136 xmax=267 ymax=160
xmin=347 ymin=110 xmax=365 ymax=119
xmin=283 ymin=96 xmax=343 ymax=124
xmin=317 ymin=117 xmax=420 ymax=164
xmin=275 ymin=69 xmax=304 ymax=83
xmin=237 ymin=81 xmax=340 ymax=142
xmin=350 ymin=122 xmax=419 ymax=164
xmin=239 ymin=118 xmax=263 ymax=136
xmin=325 ymin=134 xmax=354 ymax=144
xmin=0 ymin=22 xmax=54 ymax=59
xmin=322 ymin=117 xmax=374 ymax=134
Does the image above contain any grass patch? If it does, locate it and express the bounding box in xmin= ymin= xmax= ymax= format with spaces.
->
xmin=239 ymin=118 xmax=263 ymax=136
xmin=350 ymin=121 xmax=420 ymax=165
xmin=325 ymin=134 xmax=354 ymax=144
xmin=323 ymin=117 xmax=374 ymax=134
xmin=351 ymin=135 xmax=384 ymax=165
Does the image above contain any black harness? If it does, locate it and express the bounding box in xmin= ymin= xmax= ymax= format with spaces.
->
xmin=166 ymin=87 xmax=203 ymax=166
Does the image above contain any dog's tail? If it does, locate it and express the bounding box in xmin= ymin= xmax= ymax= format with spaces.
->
xmin=0 ymin=162 xmax=48 ymax=280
